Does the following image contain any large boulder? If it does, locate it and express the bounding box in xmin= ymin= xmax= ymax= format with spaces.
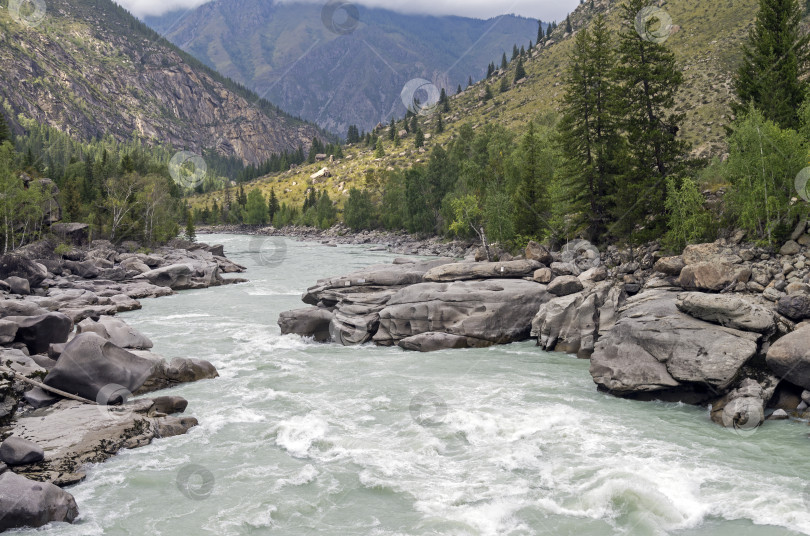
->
xmin=0 ymin=436 xmax=44 ymax=465
xmin=766 ymin=325 xmax=810 ymax=390
xmin=278 ymin=307 xmax=333 ymax=342
xmin=547 ymin=275 xmax=584 ymax=297
xmin=675 ymin=292 xmax=775 ymax=333
xmin=134 ymin=264 xmax=193 ymax=290
xmin=373 ymin=279 xmax=549 ymax=346
xmin=524 ymin=241 xmax=553 ymax=265
xmin=6 ymin=276 xmax=30 ymax=295
xmin=7 ymin=313 xmax=72 ymax=355
xmin=0 ymin=471 xmax=78 ymax=530
xmin=50 ymin=223 xmax=89 ymax=246
xmin=590 ymin=291 xmax=760 ymax=402
xmin=43 ymin=333 xmax=157 ymax=402
xmin=302 ymin=259 xmax=453 ymax=305
xmin=678 ymin=261 xmax=751 ymax=292
xmin=654 ymin=256 xmax=685 ymax=276
xmin=63 ymin=260 xmax=100 ymax=279
xmin=77 ymin=317 xmax=153 ymax=349
xmin=134 ymin=352 xmax=218 ymax=393
xmin=0 ymin=255 xmax=47 ymax=288
xmin=422 ymin=260 xmax=542 ymax=282
xmin=532 ymin=282 xmax=625 ymax=359
xmin=776 ymin=294 xmax=810 ymax=322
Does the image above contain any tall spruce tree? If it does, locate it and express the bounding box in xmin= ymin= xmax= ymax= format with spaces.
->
xmin=514 ymin=58 xmax=526 ymax=82
xmin=612 ymin=0 xmax=687 ymax=240
xmin=733 ymin=0 xmax=809 ymax=129
xmin=0 ymin=113 xmax=10 ymax=144
xmin=558 ymin=15 xmax=624 ymax=242
xmin=537 ymin=20 xmax=544 ymax=43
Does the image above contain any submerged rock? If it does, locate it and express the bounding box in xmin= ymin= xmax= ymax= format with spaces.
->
xmin=278 ymin=307 xmax=333 ymax=342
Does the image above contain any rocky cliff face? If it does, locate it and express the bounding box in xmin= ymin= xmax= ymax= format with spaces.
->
xmin=0 ymin=0 xmax=326 ymax=164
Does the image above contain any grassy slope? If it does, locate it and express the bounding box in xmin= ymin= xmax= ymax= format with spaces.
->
xmin=190 ymin=0 xmax=758 ymax=213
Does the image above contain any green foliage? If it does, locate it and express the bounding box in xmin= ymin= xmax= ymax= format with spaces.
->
xmin=344 ymin=188 xmax=375 ymax=230
xmin=0 ymin=142 xmax=47 ymax=252
xmin=243 ymin=189 xmax=267 ymax=225
xmin=184 ymin=208 xmax=196 ymax=242
xmin=557 ymin=15 xmax=624 ymax=243
xmin=414 ymin=129 xmax=425 ymax=148
xmin=54 ymin=243 xmax=72 ymax=257
xmin=724 ymin=106 xmax=807 ymax=243
xmin=375 ymin=138 xmax=385 ymax=158
xmin=734 ymin=0 xmax=809 ymax=130
xmin=612 ymin=0 xmax=689 ymax=241
xmin=664 ymin=176 xmax=715 ymax=251
xmin=0 ymin=112 xmax=9 ymax=144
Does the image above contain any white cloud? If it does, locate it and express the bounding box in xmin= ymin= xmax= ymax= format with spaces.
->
xmin=115 ymin=0 xmax=578 ymax=22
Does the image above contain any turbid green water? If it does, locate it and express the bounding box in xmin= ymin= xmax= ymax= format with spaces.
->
xmin=23 ymin=234 xmax=810 ymax=535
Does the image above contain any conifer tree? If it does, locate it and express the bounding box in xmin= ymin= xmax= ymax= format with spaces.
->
xmin=501 ymin=53 xmax=508 ymax=70
xmin=500 ymin=77 xmax=510 ymax=93
xmin=414 ymin=129 xmax=425 ymax=148
xmin=468 ymin=76 xmax=473 ymax=87
xmin=565 ymin=15 xmax=572 ymax=33
xmin=436 ymin=115 xmax=444 ymax=134
xmin=514 ymin=58 xmax=526 ymax=82
xmin=733 ymin=0 xmax=809 ymax=129
xmin=537 ymin=20 xmax=544 ymax=43
xmin=558 ymin=15 xmax=624 ymax=242
xmin=388 ymin=119 xmax=396 ymax=141
xmin=612 ymin=0 xmax=688 ymax=239
xmin=457 ymin=84 xmax=463 ymax=94
xmin=268 ymin=188 xmax=279 ymax=222
xmin=512 ymin=44 xmax=519 ymax=60
xmin=0 ymin=113 xmax=10 ymax=144
xmin=374 ymin=137 xmax=385 ymax=158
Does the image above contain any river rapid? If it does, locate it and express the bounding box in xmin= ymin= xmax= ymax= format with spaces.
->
xmin=22 ymin=234 xmax=810 ymax=536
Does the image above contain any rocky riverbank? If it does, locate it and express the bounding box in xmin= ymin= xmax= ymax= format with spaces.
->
xmin=0 ymin=233 xmax=246 ymax=531
xmin=280 ymin=224 xmax=810 ymax=436
xmin=197 ymin=223 xmax=478 ymax=258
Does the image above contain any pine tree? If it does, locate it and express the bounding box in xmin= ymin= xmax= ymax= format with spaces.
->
xmin=565 ymin=15 xmax=573 ymax=33
xmin=375 ymin=137 xmax=385 ymax=158
xmin=487 ymin=63 xmax=495 ymax=78
xmin=414 ymin=129 xmax=425 ymax=148
xmin=613 ymin=0 xmax=688 ymax=240
xmin=512 ymin=44 xmax=519 ymax=60
xmin=439 ymin=88 xmax=450 ymax=112
xmin=268 ymin=188 xmax=280 ymax=222
xmin=0 ymin=113 xmax=10 ymax=144
xmin=483 ymin=85 xmax=494 ymax=101
xmin=514 ymin=58 xmax=526 ymax=83
xmin=501 ymin=52 xmax=508 ymax=70
xmin=558 ymin=15 xmax=624 ymax=242
xmin=468 ymin=76 xmax=473 ymax=87
xmin=184 ymin=208 xmax=196 ymax=242
xmin=457 ymin=84 xmax=463 ymax=94
xmin=500 ymin=77 xmax=510 ymax=93
xmin=537 ymin=20 xmax=544 ymax=43
xmin=436 ymin=115 xmax=444 ymax=134
xmin=733 ymin=0 xmax=809 ymax=129
xmin=520 ymin=45 xmax=525 ymax=56
xmin=388 ymin=119 xmax=396 ymax=141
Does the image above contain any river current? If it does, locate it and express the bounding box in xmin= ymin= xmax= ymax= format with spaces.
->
xmin=23 ymin=234 xmax=810 ymax=536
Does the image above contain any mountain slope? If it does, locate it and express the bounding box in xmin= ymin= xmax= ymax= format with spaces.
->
xmin=187 ymin=0 xmax=763 ymax=215
xmin=146 ymin=1 xmax=539 ymax=135
xmin=0 ymin=0 xmax=329 ymax=164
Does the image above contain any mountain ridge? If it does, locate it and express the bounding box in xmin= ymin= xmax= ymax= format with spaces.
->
xmin=0 ymin=0 xmax=331 ymax=165
xmin=146 ymin=1 xmax=541 ymax=134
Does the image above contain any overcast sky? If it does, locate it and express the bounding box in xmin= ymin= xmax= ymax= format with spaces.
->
xmin=116 ymin=0 xmax=579 ymax=22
